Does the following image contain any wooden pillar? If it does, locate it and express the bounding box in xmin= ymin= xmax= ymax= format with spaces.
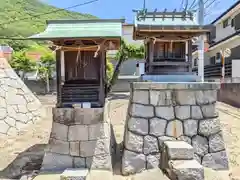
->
xmin=188 ymin=40 xmax=192 ymax=72
xmin=60 ymin=50 xmax=65 ymax=84
xmin=99 ymin=51 xmax=105 ymax=106
xmin=149 ymin=40 xmax=154 ymax=73
xmin=185 ymin=40 xmax=188 ymax=62
xmin=56 ymin=50 xmax=62 ymax=107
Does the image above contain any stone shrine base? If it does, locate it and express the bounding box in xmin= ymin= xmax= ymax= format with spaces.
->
xmin=122 ymin=82 xmax=229 ymax=175
xmin=41 ymin=102 xmax=114 ymax=171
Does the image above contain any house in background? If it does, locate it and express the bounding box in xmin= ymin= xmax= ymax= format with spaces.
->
xmin=192 ymin=1 xmax=240 ymax=81
xmin=0 ymin=45 xmax=13 ymax=60
xmin=108 ymin=23 xmax=144 ymax=76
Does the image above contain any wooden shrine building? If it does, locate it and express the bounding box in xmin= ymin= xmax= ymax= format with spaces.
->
xmin=133 ymin=9 xmax=211 ymax=75
xmin=29 ymin=19 xmax=123 ymax=108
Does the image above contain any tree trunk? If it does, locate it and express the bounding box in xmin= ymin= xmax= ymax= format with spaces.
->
xmin=46 ymin=73 xmax=50 ymax=93
xmin=107 ymin=55 xmax=125 ymax=94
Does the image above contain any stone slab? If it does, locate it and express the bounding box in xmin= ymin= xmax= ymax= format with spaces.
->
xmin=131 ymin=82 xmax=220 ymax=90
xmin=60 ymin=168 xmax=89 ymax=180
xmin=169 ymin=159 xmax=204 ymax=180
xmin=164 ymin=141 xmax=194 ymax=160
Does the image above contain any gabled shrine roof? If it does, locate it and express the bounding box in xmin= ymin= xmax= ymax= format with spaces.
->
xmin=133 ymin=10 xmax=208 ymax=30
xmin=29 ymin=19 xmax=124 ymax=40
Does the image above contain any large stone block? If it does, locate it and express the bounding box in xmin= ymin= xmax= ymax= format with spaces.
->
xmin=150 ymin=90 xmax=172 ymax=106
xmin=80 ymin=141 xmax=96 ymax=157
xmin=191 ymin=106 xmax=203 ymax=119
xmin=158 ymin=136 xmax=176 ymax=148
xmin=209 ymin=132 xmax=225 ymax=153
xmin=174 ymin=91 xmax=196 ymax=105
xmin=73 ymin=157 xmax=86 ymax=168
xmin=175 ymin=106 xmax=190 ymax=120
xmin=143 ymin=135 xmax=159 ymax=154
xmin=124 ymin=131 xmax=144 ymax=153
xmin=60 ymin=168 xmax=89 ymax=180
xmin=52 ymin=108 xmax=74 ymax=125
xmin=166 ymin=120 xmax=183 ymax=138
xmin=195 ymin=90 xmax=217 ymax=105
xmin=122 ymin=150 xmax=146 ymax=175
xmin=169 ymin=159 xmax=204 ymax=180
xmin=128 ymin=117 xmax=148 ymax=135
xmin=164 ymin=141 xmax=194 ymax=160
xmin=88 ymin=122 xmax=109 ymax=140
xmin=70 ymin=141 xmax=80 ymax=156
xmin=183 ymin=120 xmax=198 ymax=137
xmin=201 ymin=104 xmax=218 ymax=118
xmin=88 ymin=154 xmax=112 ymax=170
xmin=155 ymin=106 xmax=175 ymax=120
xmin=149 ymin=118 xmax=167 ymax=136
xmin=202 ymin=151 xmax=229 ymax=170
xmin=198 ymin=118 xmax=221 ymax=136
xmin=146 ymin=153 xmax=161 ymax=169
xmin=132 ymin=90 xmax=149 ymax=105
xmin=41 ymin=152 xmax=73 ymax=171
xmin=192 ymin=135 xmax=208 ymax=157
xmin=68 ymin=125 xmax=88 ymax=141
xmin=48 ymin=138 xmax=70 ymax=155
xmin=51 ymin=122 xmax=68 ymax=141
xmin=131 ymin=104 xmax=154 ymax=118
xmin=74 ymin=108 xmax=103 ymax=125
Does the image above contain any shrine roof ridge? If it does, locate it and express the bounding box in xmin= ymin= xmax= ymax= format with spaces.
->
xmin=46 ymin=19 xmax=125 ymax=24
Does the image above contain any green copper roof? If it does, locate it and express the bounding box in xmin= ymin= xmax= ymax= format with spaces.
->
xmin=29 ymin=19 xmax=124 ymax=39
xmin=134 ymin=10 xmax=200 ymax=28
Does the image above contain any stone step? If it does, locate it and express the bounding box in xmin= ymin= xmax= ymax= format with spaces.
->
xmin=60 ymin=168 xmax=89 ymax=180
xmin=164 ymin=141 xmax=194 ymax=160
xmin=168 ymin=159 xmax=204 ymax=180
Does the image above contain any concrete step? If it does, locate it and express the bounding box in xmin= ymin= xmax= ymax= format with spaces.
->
xmin=60 ymin=168 xmax=89 ymax=180
xmin=168 ymin=159 xmax=204 ymax=180
xmin=164 ymin=141 xmax=194 ymax=160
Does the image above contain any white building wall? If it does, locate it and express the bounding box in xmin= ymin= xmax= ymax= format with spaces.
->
xmin=213 ymin=5 xmax=240 ymax=42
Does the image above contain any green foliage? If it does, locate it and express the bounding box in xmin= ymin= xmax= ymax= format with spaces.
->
xmin=115 ymin=40 xmax=145 ymax=60
xmin=107 ymin=39 xmax=145 ymax=93
xmin=0 ymin=0 xmax=97 ymax=50
xmin=10 ymin=50 xmax=37 ymax=79
xmin=37 ymin=52 xmax=55 ymax=82
xmin=106 ymin=59 xmax=114 ymax=84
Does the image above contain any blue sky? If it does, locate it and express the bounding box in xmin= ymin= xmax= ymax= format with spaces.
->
xmin=43 ymin=0 xmax=238 ymax=24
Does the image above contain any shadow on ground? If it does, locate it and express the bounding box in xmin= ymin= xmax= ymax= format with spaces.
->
xmin=0 ymin=144 xmax=46 ymax=179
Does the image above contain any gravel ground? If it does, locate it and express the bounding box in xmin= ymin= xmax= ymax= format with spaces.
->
xmin=0 ymin=94 xmax=240 ymax=180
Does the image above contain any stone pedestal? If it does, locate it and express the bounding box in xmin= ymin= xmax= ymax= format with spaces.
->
xmin=41 ymin=101 xmax=113 ymax=171
xmin=122 ymin=82 xmax=229 ymax=175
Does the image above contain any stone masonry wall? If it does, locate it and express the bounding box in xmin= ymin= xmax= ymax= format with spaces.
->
xmin=41 ymin=100 xmax=113 ymax=171
xmin=122 ymin=82 xmax=229 ymax=175
xmin=0 ymin=57 xmax=43 ymax=137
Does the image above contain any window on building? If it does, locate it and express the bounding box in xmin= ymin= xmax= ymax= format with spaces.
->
xmin=194 ymin=58 xmax=198 ymax=66
xmin=223 ymin=18 xmax=229 ymax=28
xmin=231 ymin=18 xmax=235 ymax=27
xmin=216 ymin=52 xmax=221 ymax=59
xmin=210 ymin=56 xmax=216 ymax=64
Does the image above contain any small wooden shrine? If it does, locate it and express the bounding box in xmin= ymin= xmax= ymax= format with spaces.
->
xmin=30 ymin=19 xmax=123 ymax=107
xmin=133 ymin=9 xmax=210 ymax=75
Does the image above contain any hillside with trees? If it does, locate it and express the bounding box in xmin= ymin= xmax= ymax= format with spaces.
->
xmin=0 ymin=0 xmax=97 ymax=49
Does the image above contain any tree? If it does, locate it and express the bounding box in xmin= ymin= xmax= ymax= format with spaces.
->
xmin=10 ymin=50 xmax=36 ymax=80
xmin=37 ymin=52 xmax=56 ymax=93
xmin=107 ymin=40 xmax=144 ymax=93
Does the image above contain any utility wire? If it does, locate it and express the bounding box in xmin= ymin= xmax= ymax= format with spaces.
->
xmin=189 ymin=0 xmax=198 ymax=9
xmin=0 ymin=0 xmax=99 ymax=27
xmin=179 ymin=0 xmax=185 ymax=11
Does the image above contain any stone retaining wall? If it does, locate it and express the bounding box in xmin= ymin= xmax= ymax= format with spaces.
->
xmin=41 ymin=101 xmax=113 ymax=171
xmin=122 ymin=82 xmax=229 ymax=175
xmin=0 ymin=58 xmax=43 ymax=138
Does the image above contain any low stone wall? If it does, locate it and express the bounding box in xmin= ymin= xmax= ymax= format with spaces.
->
xmin=41 ymin=101 xmax=113 ymax=171
xmin=122 ymin=82 xmax=229 ymax=175
xmin=218 ymin=83 xmax=240 ymax=107
xmin=0 ymin=58 xmax=43 ymax=138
